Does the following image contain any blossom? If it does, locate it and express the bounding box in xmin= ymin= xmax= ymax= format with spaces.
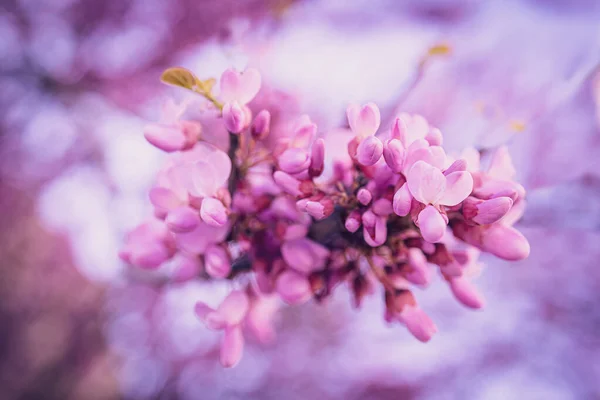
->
xmin=143 ymin=98 xmax=201 ymax=152
xmin=121 ymin=69 xmax=531 ymax=368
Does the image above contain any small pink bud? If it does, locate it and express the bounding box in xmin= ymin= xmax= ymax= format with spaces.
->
xmin=481 ymin=224 xmax=530 ymax=261
xmin=222 ymin=102 xmax=245 ymax=134
xmin=356 ymin=135 xmax=383 ymax=166
xmin=220 ymin=325 xmax=245 ymax=368
xmin=200 ymin=197 xmax=228 ymax=227
xmin=345 ymin=210 xmax=362 ymax=233
xmin=278 ymin=148 xmax=311 ymax=174
xmin=306 ymin=198 xmax=334 ymax=220
xmin=309 ymin=138 xmax=325 ymax=177
xmin=204 ymin=244 xmax=231 ymax=278
xmin=383 ymin=138 xmax=405 ymax=173
xmin=217 ymin=290 xmax=250 ymax=326
xmin=251 ymin=110 xmax=271 ymax=140
xmin=393 ymin=183 xmax=412 ymax=217
xmin=363 ymin=212 xmax=387 ymax=247
xmin=276 ymin=270 xmax=312 ymax=305
xmin=449 ymin=277 xmax=485 ymax=309
xmin=372 ymin=198 xmax=393 ymax=216
xmin=399 ymin=305 xmax=437 ymax=342
xmin=165 ymin=206 xmax=200 ymax=233
xmin=417 ymin=205 xmax=446 ymax=243
xmin=273 ymin=171 xmax=302 ymax=197
xmin=357 ymin=188 xmax=373 ymax=205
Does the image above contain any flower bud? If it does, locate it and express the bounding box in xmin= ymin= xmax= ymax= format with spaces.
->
xmin=356 ymin=135 xmax=383 ymax=166
xmin=345 ymin=210 xmax=362 ymax=233
xmin=251 ymin=110 xmax=271 ymax=140
xmin=481 ymin=224 xmax=530 ymax=261
xmin=357 ymin=188 xmax=373 ymax=205
xmin=309 ymin=138 xmax=325 ymax=177
xmin=200 ymin=197 xmax=228 ymax=227
xmin=393 ymin=183 xmax=412 ymax=216
xmin=204 ymin=244 xmax=231 ymax=278
xmin=383 ymin=138 xmax=405 ymax=172
xmin=222 ymin=101 xmax=245 ymax=134
xmin=276 ymin=270 xmax=312 ymax=305
xmin=449 ymin=277 xmax=485 ymax=309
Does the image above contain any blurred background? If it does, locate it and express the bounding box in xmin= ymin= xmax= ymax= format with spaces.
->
xmin=1 ymin=0 xmax=600 ymax=399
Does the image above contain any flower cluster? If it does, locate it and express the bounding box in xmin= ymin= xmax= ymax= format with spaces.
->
xmin=120 ymin=67 xmax=530 ymax=367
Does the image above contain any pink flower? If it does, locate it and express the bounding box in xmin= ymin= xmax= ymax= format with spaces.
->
xmin=276 ymin=270 xmax=312 ymax=305
xmin=119 ymin=220 xmax=173 ymax=269
xmin=143 ymin=98 xmax=201 ymax=152
xmin=195 ymin=290 xmax=250 ymax=368
xmin=406 ymin=160 xmax=473 ymax=242
xmin=281 ymin=237 xmax=329 ymax=274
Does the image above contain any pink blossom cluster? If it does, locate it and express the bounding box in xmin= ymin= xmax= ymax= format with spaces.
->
xmin=120 ymin=67 xmax=530 ymax=367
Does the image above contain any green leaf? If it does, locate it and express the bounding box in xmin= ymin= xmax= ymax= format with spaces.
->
xmin=160 ymin=67 xmax=201 ymax=91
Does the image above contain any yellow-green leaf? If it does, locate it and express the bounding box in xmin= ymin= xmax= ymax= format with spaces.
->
xmin=199 ymin=78 xmax=216 ymax=94
xmin=160 ymin=67 xmax=201 ymax=91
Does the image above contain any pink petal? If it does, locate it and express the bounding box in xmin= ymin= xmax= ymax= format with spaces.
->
xmin=383 ymin=138 xmax=405 ymax=172
xmin=278 ymin=148 xmax=311 ymax=174
xmin=425 ymin=128 xmax=443 ymax=146
xmin=363 ymin=214 xmax=387 ymax=247
xmin=144 ymin=123 xmax=186 ymax=152
xmin=449 ymin=277 xmax=485 ymax=309
xmin=273 ymin=171 xmax=302 ymax=197
xmin=220 ymin=325 xmax=245 ymax=368
xmin=200 ymin=197 xmax=228 ymax=227
xmin=473 ymin=197 xmax=513 ymax=225
xmin=356 ymin=135 xmax=383 ymax=166
xmin=149 ymin=187 xmax=183 ymax=212
xmin=222 ymin=101 xmax=245 ymax=134
xmin=165 ymin=206 xmax=200 ymax=233
xmin=405 ymin=248 xmax=431 ymax=286
xmin=417 ymin=205 xmax=446 ymax=243
xmin=183 ymin=142 xmax=232 ymax=189
xmin=246 ymin=296 xmax=278 ymax=344
xmin=169 ymin=254 xmax=201 ymax=283
xmin=204 ymin=244 xmax=231 ymax=278
xmin=281 ymin=238 xmax=329 ymax=274
xmin=444 ymin=159 xmax=467 ymax=175
xmin=407 ymin=161 xmax=446 ymax=205
xmin=393 ymin=183 xmax=413 ymax=216
xmin=481 ymin=224 xmax=530 ymax=261
xmin=399 ymin=305 xmax=437 ymax=342
xmin=217 ymin=290 xmax=250 ymax=326
xmin=438 ymin=171 xmax=473 ymax=206
xmin=220 ymin=68 xmax=261 ymax=105
xmin=129 ymin=241 xmax=169 ymax=269
xmin=347 ymin=103 xmax=380 ymax=137
xmin=276 ymin=270 xmax=312 ymax=305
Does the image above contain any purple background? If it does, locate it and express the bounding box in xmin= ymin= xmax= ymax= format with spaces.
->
xmin=1 ymin=0 xmax=600 ymax=398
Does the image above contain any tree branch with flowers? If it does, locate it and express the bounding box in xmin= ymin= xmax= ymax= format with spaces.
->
xmin=120 ymin=66 xmax=530 ymax=368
